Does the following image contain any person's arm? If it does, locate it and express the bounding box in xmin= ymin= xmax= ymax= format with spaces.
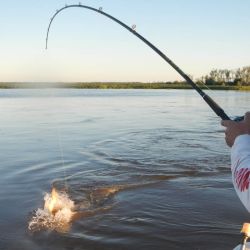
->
xmin=231 ymin=135 xmax=250 ymax=212
xmin=221 ymin=112 xmax=250 ymax=212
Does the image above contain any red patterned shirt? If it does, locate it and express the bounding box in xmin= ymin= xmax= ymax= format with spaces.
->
xmin=231 ymin=135 xmax=250 ymax=212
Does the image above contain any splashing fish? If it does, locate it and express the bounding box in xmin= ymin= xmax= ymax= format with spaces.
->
xmin=28 ymin=188 xmax=75 ymax=232
xmin=28 ymin=186 xmax=121 ymax=232
xmin=28 ymin=182 xmax=154 ymax=233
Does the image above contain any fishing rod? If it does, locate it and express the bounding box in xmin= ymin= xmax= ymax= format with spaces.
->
xmin=46 ymin=4 xmax=243 ymax=121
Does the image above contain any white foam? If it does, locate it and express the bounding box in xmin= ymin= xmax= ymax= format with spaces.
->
xmin=28 ymin=190 xmax=75 ymax=232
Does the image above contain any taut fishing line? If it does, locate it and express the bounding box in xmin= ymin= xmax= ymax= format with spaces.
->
xmin=45 ymin=3 xmax=244 ymax=122
xmin=56 ymin=127 xmax=68 ymax=190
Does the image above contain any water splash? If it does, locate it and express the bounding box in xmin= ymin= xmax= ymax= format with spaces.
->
xmin=28 ymin=188 xmax=75 ymax=233
xmin=28 ymin=182 xmax=157 ymax=233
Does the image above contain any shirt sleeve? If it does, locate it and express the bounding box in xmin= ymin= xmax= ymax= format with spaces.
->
xmin=231 ymin=135 xmax=250 ymax=212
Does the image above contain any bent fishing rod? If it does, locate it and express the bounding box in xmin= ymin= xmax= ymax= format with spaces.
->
xmin=46 ymin=4 xmax=243 ymax=121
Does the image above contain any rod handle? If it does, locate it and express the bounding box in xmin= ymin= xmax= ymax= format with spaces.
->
xmin=202 ymin=94 xmax=230 ymax=120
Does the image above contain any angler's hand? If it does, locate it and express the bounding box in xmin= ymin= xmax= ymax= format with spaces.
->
xmin=221 ymin=112 xmax=250 ymax=147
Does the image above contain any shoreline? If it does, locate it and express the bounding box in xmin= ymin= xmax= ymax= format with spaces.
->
xmin=0 ymin=82 xmax=250 ymax=91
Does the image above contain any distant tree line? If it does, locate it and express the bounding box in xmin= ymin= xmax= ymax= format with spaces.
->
xmin=197 ymin=66 xmax=250 ymax=86
xmin=0 ymin=66 xmax=250 ymax=90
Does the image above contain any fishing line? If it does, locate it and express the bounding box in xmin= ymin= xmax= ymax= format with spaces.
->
xmin=197 ymin=81 xmax=212 ymax=92
xmin=45 ymin=4 xmax=243 ymax=122
xmin=48 ymin=89 xmax=68 ymax=190
xmin=56 ymin=127 xmax=68 ymax=191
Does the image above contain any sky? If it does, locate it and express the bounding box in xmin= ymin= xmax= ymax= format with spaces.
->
xmin=0 ymin=0 xmax=249 ymax=82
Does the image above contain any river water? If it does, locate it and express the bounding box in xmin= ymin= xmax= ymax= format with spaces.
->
xmin=0 ymin=89 xmax=250 ymax=250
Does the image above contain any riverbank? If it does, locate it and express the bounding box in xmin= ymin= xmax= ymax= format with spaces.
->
xmin=1 ymin=82 xmax=250 ymax=90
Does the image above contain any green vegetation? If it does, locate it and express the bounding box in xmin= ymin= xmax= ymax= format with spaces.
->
xmin=197 ymin=66 xmax=250 ymax=87
xmin=1 ymin=82 xmax=250 ymax=90
xmin=61 ymin=82 xmax=250 ymax=90
xmin=1 ymin=66 xmax=250 ymax=90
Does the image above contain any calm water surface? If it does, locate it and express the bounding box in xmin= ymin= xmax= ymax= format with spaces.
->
xmin=0 ymin=89 xmax=250 ymax=250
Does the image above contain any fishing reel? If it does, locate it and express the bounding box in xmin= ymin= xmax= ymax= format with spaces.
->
xmin=233 ymin=116 xmax=244 ymax=122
